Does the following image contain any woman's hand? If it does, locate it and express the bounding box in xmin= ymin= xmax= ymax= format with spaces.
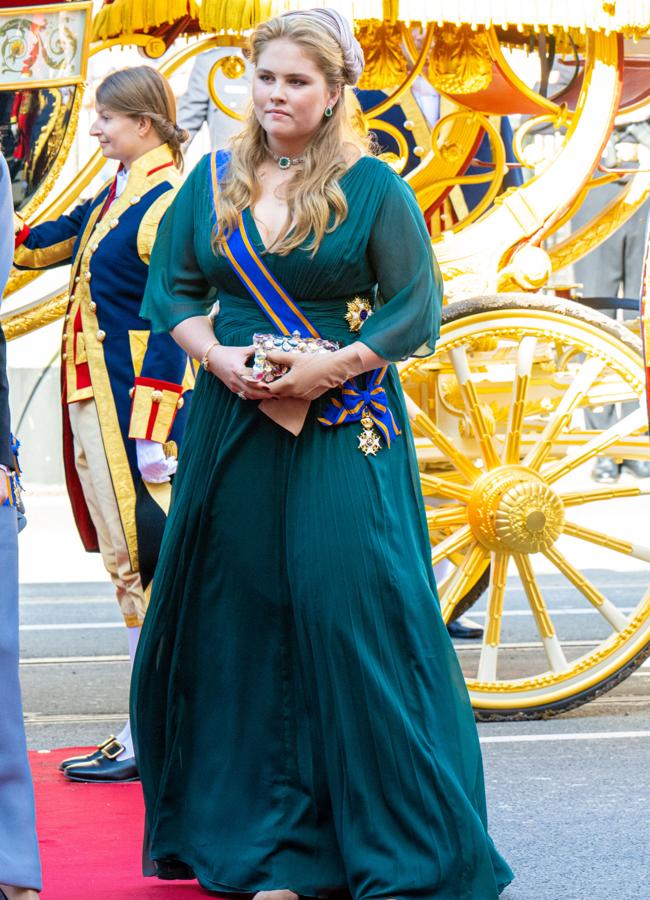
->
xmin=265 ymin=346 xmax=363 ymax=402
xmin=265 ymin=343 xmax=389 ymax=402
xmin=207 ymin=344 xmax=273 ymax=401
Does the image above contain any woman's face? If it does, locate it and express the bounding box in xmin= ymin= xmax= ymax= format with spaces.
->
xmin=90 ymin=105 xmax=151 ymax=168
xmin=253 ymin=38 xmax=340 ymax=152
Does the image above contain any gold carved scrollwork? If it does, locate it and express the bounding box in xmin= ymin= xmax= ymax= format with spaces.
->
xmin=355 ymin=20 xmax=407 ymax=91
xmin=550 ymin=178 xmax=650 ymax=273
xmin=429 ymin=25 xmax=492 ymax=96
xmin=2 ymin=290 xmax=68 ymax=342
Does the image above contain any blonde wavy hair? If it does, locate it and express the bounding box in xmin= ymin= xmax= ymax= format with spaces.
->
xmin=96 ymin=66 xmax=189 ymax=171
xmin=213 ymin=11 xmax=370 ymax=257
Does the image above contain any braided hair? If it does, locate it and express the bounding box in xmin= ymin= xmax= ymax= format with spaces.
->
xmin=95 ymin=66 xmax=189 ymax=170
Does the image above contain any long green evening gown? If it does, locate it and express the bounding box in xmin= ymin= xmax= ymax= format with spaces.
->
xmin=131 ymin=153 xmax=513 ymax=899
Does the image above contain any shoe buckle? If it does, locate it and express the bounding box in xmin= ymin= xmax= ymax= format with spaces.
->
xmin=100 ymin=739 xmax=125 ymax=760
xmin=97 ymin=734 xmax=117 ymax=751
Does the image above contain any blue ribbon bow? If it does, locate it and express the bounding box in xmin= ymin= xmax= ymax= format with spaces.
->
xmin=318 ymin=368 xmax=401 ymax=448
xmin=2 ymin=433 xmax=22 ymax=508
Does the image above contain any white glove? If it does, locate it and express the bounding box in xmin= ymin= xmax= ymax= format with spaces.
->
xmin=135 ymin=439 xmax=177 ymax=483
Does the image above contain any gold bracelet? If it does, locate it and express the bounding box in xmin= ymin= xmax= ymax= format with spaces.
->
xmin=200 ymin=341 xmax=220 ymax=372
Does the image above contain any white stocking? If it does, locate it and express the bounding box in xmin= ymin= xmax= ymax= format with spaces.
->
xmin=114 ymin=625 xmax=141 ymax=760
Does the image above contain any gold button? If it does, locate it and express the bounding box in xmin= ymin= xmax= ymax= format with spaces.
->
xmin=110 ymin=218 xmax=119 ymax=228
xmin=96 ymin=329 xmax=106 ymax=342
xmin=74 ymin=276 xmax=80 ymax=284
xmin=89 ymin=301 xmax=97 ymax=312
xmin=128 ymin=387 xmax=135 ymax=399
xmin=62 ymin=352 xmax=67 ymax=361
xmin=151 ymin=390 xmax=163 ymax=403
xmin=84 ymin=272 xmax=91 ymax=282
xmin=176 ymin=396 xmax=184 ymax=409
xmin=64 ymin=314 xmax=70 ymax=323
xmin=130 ymin=195 xmax=141 ymax=205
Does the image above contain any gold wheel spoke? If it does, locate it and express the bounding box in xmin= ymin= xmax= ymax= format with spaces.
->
xmin=477 ymin=552 xmax=509 ymax=682
xmin=440 ymin=543 xmax=490 ymax=622
xmin=544 ymin=407 xmax=647 ymax=484
xmin=420 ymin=473 xmax=472 ymax=502
xmin=431 ymin=525 xmax=473 ymax=568
xmin=503 ymin=336 xmax=537 ymax=465
xmin=425 ymin=506 xmax=468 ymax=530
xmin=560 ymin=486 xmax=641 ymax=506
xmin=523 ymin=357 xmax=605 ymax=471
xmin=563 ymin=520 xmax=650 ymax=562
xmin=542 ymin=544 xmax=628 ymax=632
xmin=405 ymin=393 xmax=480 ymax=483
xmin=513 ymin=553 xmax=568 ymax=672
xmin=449 ymin=346 xmax=501 ymax=469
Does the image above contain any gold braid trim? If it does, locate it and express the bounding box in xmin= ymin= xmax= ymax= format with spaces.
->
xmin=14 ymin=236 xmax=76 ymax=270
xmin=137 ymin=188 xmax=180 ymax=264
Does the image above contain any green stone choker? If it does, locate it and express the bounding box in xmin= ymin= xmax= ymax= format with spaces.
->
xmin=268 ymin=149 xmax=305 ymax=170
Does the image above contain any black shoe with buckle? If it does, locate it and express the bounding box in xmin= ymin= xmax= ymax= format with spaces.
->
xmin=447 ymin=618 xmax=484 ymax=640
xmin=63 ymin=754 xmax=139 ymax=783
xmin=621 ymin=459 xmax=650 ymax=479
xmin=59 ymin=735 xmax=124 ymax=772
xmin=591 ymin=457 xmax=620 ymax=484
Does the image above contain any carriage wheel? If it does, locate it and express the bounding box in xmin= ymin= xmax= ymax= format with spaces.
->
xmin=400 ymin=294 xmax=650 ymax=720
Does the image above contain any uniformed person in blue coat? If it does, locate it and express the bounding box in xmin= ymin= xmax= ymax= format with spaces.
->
xmin=14 ymin=67 xmax=193 ymax=783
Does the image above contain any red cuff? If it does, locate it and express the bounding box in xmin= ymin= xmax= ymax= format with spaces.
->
xmin=15 ymin=222 xmax=30 ymax=247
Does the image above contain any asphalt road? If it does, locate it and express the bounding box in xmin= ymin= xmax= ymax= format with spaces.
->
xmin=18 ymin=574 xmax=650 ymax=900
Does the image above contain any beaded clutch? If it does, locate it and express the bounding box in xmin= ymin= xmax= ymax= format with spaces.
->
xmin=250 ymin=330 xmax=339 ymax=383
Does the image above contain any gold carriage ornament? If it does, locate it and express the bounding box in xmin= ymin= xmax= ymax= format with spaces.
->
xmin=3 ymin=0 xmax=650 ymax=721
xmin=0 ymin=1 xmax=91 ymax=218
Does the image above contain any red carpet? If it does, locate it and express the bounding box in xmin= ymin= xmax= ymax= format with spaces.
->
xmin=32 ymin=748 xmax=225 ymax=900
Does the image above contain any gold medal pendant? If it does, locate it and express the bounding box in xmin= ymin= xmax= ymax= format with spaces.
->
xmin=358 ymin=408 xmax=382 ymax=456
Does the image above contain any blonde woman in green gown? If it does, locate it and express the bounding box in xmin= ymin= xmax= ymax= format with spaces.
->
xmin=131 ymin=8 xmax=513 ymax=899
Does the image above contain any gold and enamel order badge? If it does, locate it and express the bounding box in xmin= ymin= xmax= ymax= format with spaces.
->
xmin=345 ymin=297 xmax=373 ymax=333
xmin=357 ymin=406 xmax=382 ymax=456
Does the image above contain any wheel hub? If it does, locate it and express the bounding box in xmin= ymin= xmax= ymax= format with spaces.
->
xmin=467 ymin=465 xmax=564 ymax=553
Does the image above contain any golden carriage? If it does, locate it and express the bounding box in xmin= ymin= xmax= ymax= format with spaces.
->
xmin=2 ymin=0 xmax=650 ymax=719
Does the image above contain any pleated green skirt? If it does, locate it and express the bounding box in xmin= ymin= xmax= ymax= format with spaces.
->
xmin=131 ymin=297 xmax=513 ymax=899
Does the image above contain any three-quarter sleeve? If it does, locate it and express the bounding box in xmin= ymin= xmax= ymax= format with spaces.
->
xmin=141 ymin=161 xmax=213 ymax=334
xmin=362 ymin=171 xmax=442 ymax=361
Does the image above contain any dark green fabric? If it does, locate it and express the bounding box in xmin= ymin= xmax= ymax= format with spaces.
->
xmin=131 ymin=154 xmax=513 ymax=898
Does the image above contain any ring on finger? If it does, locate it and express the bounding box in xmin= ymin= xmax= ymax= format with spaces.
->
xmin=237 ymin=390 xmax=246 ymax=400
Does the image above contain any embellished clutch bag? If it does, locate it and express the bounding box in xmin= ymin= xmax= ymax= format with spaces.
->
xmin=250 ymin=330 xmax=339 ymax=383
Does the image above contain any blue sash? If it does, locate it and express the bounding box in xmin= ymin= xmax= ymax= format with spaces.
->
xmin=209 ymin=151 xmax=400 ymax=449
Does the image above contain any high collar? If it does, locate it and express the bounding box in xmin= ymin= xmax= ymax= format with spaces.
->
xmin=125 ymin=144 xmax=175 ymax=179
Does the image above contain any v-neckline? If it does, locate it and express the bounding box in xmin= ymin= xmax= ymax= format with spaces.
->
xmin=245 ymin=155 xmax=368 ymax=254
